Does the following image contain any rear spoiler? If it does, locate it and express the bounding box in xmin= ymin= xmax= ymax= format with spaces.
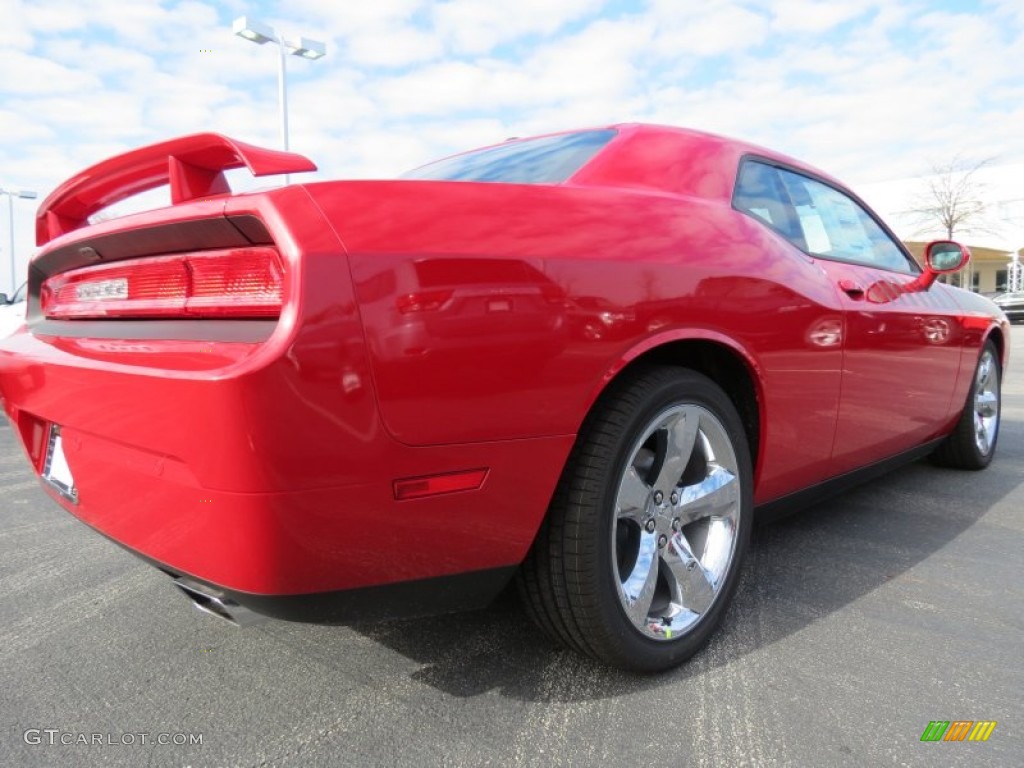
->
xmin=36 ymin=133 xmax=317 ymax=246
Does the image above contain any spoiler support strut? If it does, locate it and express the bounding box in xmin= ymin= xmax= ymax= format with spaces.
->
xmin=36 ymin=133 xmax=317 ymax=246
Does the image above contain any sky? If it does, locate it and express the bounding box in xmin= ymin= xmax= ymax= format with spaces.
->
xmin=1 ymin=0 xmax=1023 ymax=293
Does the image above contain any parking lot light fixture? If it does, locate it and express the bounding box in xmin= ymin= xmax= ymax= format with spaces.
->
xmin=232 ymin=16 xmax=274 ymax=44
xmin=287 ymin=37 xmax=326 ymax=60
xmin=232 ymin=16 xmax=326 ymax=184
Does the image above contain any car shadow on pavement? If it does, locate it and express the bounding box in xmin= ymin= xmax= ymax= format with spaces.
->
xmin=337 ymin=419 xmax=1023 ymax=703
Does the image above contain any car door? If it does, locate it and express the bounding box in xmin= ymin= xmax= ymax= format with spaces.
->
xmin=735 ymin=159 xmax=964 ymax=477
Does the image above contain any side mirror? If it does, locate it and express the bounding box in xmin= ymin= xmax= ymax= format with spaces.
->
xmin=900 ymin=240 xmax=971 ymax=294
xmin=865 ymin=240 xmax=971 ymax=303
xmin=925 ymin=240 xmax=970 ymax=274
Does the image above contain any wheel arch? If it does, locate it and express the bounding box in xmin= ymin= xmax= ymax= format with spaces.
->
xmin=517 ymin=336 xmax=761 ymax=669
xmin=985 ymin=325 xmax=1007 ymax=370
xmin=580 ymin=331 xmax=765 ymax=480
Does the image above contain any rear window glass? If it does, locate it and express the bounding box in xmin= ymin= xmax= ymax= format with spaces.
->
xmin=400 ymin=129 xmax=617 ymax=184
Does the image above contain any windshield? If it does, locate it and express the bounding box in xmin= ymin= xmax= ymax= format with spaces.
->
xmin=400 ymin=129 xmax=617 ymax=184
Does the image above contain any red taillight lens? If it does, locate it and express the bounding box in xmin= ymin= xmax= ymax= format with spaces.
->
xmin=41 ymin=247 xmax=283 ymax=319
xmin=43 ymin=260 xmax=188 ymax=318
xmin=186 ymin=250 xmax=283 ymax=317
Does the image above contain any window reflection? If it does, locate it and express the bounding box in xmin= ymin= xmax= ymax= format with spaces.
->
xmin=401 ymin=130 xmax=617 ymax=185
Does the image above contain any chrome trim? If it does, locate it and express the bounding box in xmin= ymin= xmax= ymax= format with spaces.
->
xmin=612 ymin=404 xmax=741 ymax=640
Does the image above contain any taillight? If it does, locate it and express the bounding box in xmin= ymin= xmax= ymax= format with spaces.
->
xmin=41 ymin=247 xmax=283 ymax=319
xmin=186 ymin=250 xmax=283 ymax=317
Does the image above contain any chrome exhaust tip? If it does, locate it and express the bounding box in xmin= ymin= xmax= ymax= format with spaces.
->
xmin=174 ymin=578 xmax=266 ymax=627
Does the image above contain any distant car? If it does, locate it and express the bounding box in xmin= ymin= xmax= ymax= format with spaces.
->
xmin=0 ymin=126 xmax=1011 ymax=671
xmin=993 ymin=291 xmax=1024 ymax=323
xmin=0 ymin=282 xmax=27 ymax=339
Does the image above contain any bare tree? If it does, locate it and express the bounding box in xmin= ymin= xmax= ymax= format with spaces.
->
xmin=907 ymin=155 xmax=999 ymax=288
xmin=908 ymin=154 xmax=995 ymax=241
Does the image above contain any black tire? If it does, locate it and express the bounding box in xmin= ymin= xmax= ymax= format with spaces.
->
xmin=517 ymin=366 xmax=753 ymax=672
xmin=931 ymin=340 xmax=1001 ymax=470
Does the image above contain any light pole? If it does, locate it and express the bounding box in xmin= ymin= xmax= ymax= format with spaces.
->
xmin=1 ymin=187 xmax=37 ymax=295
xmin=232 ymin=16 xmax=326 ymax=184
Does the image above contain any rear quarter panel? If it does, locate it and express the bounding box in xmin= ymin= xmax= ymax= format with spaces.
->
xmin=306 ymin=180 xmax=849 ymax=503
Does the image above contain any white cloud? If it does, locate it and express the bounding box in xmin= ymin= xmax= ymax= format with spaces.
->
xmin=2 ymin=0 xmax=1024 ymax=293
xmin=374 ymin=60 xmax=492 ymax=116
xmin=140 ymin=73 xmax=235 ymax=136
xmin=769 ymin=0 xmax=877 ymax=33
xmin=19 ymin=0 xmax=91 ymax=34
xmin=0 ymin=49 xmax=101 ymax=94
xmin=0 ymin=0 xmax=34 ymax=51
xmin=255 ymin=0 xmax=442 ymax=70
xmin=367 ymin=14 xmax=650 ymax=120
xmin=526 ymin=16 xmax=651 ymax=99
xmin=433 ymin=0 xmax=606 ymax=54
xmin=0 ymin=110 xmax=55 ymax=144
xmin=648 ymin=1 xmax=769 ymax=58
xmin=100 ymin=1 xmax=221 ymax=48
xmin=10 ymin=89 xmax=143 ymax=141
xmin=256 ymin=0 xmax=440 ymax=70
xmin=345 ymin=26 xmax=443 ymax=68
xmin=285 ymin=0 xmax=428 ymax=30
xmin=40 ymin=39 xmax=157 ymax=78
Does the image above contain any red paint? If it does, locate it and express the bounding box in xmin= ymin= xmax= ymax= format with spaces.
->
xmin=0 ymin=124 xmax=1008 ymax=601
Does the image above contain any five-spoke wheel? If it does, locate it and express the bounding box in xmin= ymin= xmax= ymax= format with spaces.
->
xmin=932 ymin=340 xmax=1002 ymax=470
xmin=518 ymin=366 xmax=752 ymax=671
xmin=613 ymin=404 xmax=741 ymax=640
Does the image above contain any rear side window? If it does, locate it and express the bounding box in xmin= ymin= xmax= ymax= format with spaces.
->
xmin=400 ymin=129 xmax=617 ymax=184
xmin=733 ymin=161 xmax=807 ymax=247
xmin=734 ymin=159 xmax=915 ymax=274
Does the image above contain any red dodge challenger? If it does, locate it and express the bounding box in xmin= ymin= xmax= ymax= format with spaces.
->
xmin=0 ymin=124 xmax=1009 ymax=671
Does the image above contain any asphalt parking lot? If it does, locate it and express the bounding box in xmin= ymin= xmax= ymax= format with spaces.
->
xmin=2 ymin=328 xmax=1022 ymax=768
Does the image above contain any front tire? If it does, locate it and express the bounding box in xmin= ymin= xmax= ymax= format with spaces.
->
xmin=931 ymin=340 xmax=1001 ymax=470
xmin=518 ymin=366 xmax=753 ymax=672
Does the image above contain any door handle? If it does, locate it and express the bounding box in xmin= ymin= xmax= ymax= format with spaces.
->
xmin=839 ymin=279 xmax=864 ymax=300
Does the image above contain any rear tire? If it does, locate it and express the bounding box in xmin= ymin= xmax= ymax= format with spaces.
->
xmin=517 ymin=366 xmax=753 ymax=672
xmin=931 ymin=340 xmax=1001 ymax=470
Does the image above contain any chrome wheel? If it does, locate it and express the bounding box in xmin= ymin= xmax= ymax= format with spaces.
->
xmin=931 ymin=340 xmax=1001 ymax=471
xmin=518 ymin=366 xmax=752 ymax=670
xmin=613 ymin=404 xmax=741 ymax=640
xmin=973 ymin=348 xmax=999 ymax=456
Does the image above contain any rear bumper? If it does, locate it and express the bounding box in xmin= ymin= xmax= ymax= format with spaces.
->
xmin=0 ymin=333 xmax=570 ymax=600
xmin=0 ymin=189 xmax=571 ymax=608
